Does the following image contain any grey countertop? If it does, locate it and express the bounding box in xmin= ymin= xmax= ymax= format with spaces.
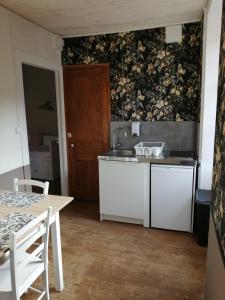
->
xmin=98 ymin=150 xmax=197 ymax=166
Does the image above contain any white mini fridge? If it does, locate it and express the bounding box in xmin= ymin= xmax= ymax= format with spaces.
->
xmin=151 ymin=164 xmax=194 ymax=232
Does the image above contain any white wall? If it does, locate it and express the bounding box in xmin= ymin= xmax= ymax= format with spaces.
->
xmin=198 ymin=0 xmax=223 ymax=189
xmin=0 ymin=8 xmax=23 ymax=174
xmin=0 ymin=5 xmax=68 ymax=194
xmin=11 ymin=13 xmax=60 ymax=63
xmin=205 ymin=215 xmax=225 ymax=300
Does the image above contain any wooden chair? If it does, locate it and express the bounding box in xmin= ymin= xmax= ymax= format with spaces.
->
xmin=0 ymin=207 xmax=52 ymax=300
xmin=13 ymin=178 xmax=49 ymax=195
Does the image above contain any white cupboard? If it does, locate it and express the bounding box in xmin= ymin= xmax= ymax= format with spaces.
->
xmin=99 ymin=160 xmax=150 ymax=227
xmin=151 ymin=164 xmax=194 ymax=232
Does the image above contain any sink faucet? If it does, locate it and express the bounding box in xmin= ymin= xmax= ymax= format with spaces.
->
xmin=112 ymin=127 xmax=128 ymax=151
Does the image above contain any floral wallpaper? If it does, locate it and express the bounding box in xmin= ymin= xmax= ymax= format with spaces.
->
xmin=212 ymin=0 xmax=225 ymax=262
xmin=62 ymin=23 xmax=202 ymax=121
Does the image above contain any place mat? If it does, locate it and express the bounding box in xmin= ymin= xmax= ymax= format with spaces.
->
xmin=0 ymin=191 xmax=44 ymax=208
xmin=0 ymin=212 xmax=35 ymax=249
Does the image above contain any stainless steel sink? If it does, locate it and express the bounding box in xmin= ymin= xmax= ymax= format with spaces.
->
xmin=109 ymin=149 xmax=135 ymax=157
xmin=98 ymin=149 xmax=137 ymax=162
xmin=98 ymin=149 xmax=196 ymax=165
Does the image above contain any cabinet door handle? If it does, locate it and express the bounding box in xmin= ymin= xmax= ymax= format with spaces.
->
xmin=70 ymin=144 xmax=75 ymax=148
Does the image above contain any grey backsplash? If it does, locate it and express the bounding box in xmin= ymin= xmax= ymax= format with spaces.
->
xmin=110 ymin=121 xmax=197 ymax=152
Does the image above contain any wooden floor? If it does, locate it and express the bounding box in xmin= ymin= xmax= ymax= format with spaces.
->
xmin=23 ymin=200 xmax=207 ymax=300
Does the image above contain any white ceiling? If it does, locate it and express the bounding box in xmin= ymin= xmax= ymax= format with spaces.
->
xmin=0 ymin=0 xmax=207 ymax=37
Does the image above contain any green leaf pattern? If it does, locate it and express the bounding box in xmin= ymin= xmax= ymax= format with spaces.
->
xmin=62 ymin=23 xmax=202 ymax=121
xmin=212 ymin=0 xmax=225 ymax=262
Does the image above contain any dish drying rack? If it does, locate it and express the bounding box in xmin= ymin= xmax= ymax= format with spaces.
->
xmin=134 ymin=142 xmax=165 ymax=157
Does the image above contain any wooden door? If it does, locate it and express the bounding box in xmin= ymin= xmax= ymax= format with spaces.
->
xmin=63 ymin=64 xmax=110 ymax=201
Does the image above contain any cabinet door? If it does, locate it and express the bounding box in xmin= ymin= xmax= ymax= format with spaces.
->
xmin=151 ymin=165 xmax=194 ymax=232
xmin=99 ymin=160 xmax=149 ymax=221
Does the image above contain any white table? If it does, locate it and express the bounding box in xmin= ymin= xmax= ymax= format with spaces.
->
xmin=0 ymin=191 xmax=73 ymax=292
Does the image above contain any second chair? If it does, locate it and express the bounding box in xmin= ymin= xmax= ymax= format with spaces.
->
xmin=13 ymin=178 xmax=49 ymax=195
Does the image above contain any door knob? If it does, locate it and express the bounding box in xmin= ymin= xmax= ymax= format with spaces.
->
xmin=70 ymin=144 xmax=75 ymax=148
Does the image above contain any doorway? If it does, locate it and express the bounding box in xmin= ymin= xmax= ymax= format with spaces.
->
xmin=22 ymin=64 xmax=61 ymax=195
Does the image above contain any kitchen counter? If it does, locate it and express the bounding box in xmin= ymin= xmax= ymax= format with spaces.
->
xmin=98 ymin=150 xmax=197 ymax=166
xmin=99 ymin=149 xmax=196 ymax=229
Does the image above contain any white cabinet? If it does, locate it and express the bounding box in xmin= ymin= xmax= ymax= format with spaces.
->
xmin=30 ymin=159 xmax=53 ymax=181
xmin=99 ymin=160 xmax=150 ymax=227
xmin=151 ymin=164 xmax=194 ymax=232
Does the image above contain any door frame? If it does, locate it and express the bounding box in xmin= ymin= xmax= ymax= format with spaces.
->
xmin=14 ymin=50 xmax=68 ymax=195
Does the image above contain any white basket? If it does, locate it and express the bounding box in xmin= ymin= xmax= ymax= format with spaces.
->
xmin=134 ymin=142 xmax=165 ymax=157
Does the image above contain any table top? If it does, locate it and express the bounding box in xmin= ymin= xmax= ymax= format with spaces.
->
xmin=0 ymin=191 xmax=73 ymax=219
xmin=0 ymin=191 xmax=73 ymax=261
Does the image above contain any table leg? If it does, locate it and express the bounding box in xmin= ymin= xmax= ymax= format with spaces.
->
xmin=51 ymin=212 xmax=64 ymax=291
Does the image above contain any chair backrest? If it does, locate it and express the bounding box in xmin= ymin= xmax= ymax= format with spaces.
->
xmin=9 ymin=207 xmax=52 ymax=299
xmin=13 ymin=178 xmax=49 ymax=195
